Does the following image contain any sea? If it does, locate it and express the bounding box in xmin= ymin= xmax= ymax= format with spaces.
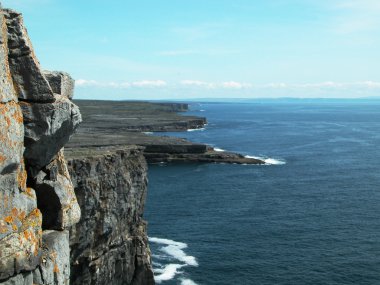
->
xmin=144 ymin=100 xmax=380 ymax=285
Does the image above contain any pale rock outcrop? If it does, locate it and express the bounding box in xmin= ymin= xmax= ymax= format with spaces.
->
xmin=20 ymin=96 xmax=81 ymax=170
xmin=43 ymin=71 xmax=75 ymax=99
xmin=0 ymin=4 xmax=154 ymax=285
xmin=0 ymin=6 xmax=81 ymax=285
xmin=0 ymin=10 xmax=43 ymax=281
xmin=3 ymin=9 xmax=55 ymax=103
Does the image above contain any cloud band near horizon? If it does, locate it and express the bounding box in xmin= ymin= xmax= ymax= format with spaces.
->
xmin=76 ymin=79 xmax=380 ymax=90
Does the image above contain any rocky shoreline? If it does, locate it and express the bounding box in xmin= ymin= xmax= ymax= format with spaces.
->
xmin=66 ymin=100 xmax=265 ymax=165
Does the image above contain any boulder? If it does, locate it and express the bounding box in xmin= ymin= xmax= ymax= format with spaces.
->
xmin=20 ymin=95 xmax=82 ymax=170
xmin=43 ymin=71 xmax=75 ymax=99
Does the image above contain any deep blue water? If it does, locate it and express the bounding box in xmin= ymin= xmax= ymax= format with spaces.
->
xmin=144 ymin=101 xmax=380 ymax=285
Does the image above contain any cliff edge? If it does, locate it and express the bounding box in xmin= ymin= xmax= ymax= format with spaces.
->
xmin=0 ymin=7 xmax=81 ymax=284
xmin=0 ymin=6 xmax=154 ymax=285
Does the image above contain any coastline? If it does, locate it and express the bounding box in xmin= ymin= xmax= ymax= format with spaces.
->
xmin=66 ymin=100 xmax=265 ymax=165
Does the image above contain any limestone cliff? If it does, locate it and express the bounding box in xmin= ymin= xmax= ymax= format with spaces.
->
xmin=0 ymin=6 xmax=154 ymax=285
xmin=0 ymin=7 xmax=81 ymax=285
xmin=65 ymin=147 xmax=154 ymax=285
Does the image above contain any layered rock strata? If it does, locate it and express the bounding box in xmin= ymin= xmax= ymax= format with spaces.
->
xmin=0 ymin=7 xmax=81 ymax=284
xmin=1 ymin=8 xmax=155 ymax=285
xmin=65 ymin=146 xmax=155 ymax=285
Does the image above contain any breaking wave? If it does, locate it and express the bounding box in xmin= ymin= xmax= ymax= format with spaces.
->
xmin=245 ymin=155 xmax=286 ymax=165
xmin=187 ymin=128 xmax=206 ymax=132
xmin=149 ymin=237 xmax=199 ymax=284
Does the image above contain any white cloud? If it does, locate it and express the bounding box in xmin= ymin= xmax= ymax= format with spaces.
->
xmin=180 ymin=80 xmax=215 ymax=89
xmin=221 ymin=81 xmax=252 ymax=89
xmin=261 ymin=81 xmax=380 ymax=90
xmin=75 ymin=79 xmax=167 ymax=88
xmin=180 ymin=80 xmax=251 ymax=89
xmin=131 ymin=80 xmax=167 ymax=87
xmin=76 ymin=79 xmax=380 ymax=92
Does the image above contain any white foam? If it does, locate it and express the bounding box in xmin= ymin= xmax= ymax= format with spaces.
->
xmin=214 ymin=148 xmax=226 ymax=152
xmin=154 ymin=264 xmax=185 ymax=283
xmin=149 ymin=237 xmax=199 ymax=283
xmin=245 ymin=155 xmax=286 ymax=165
xmin=143 ymin=132 xmax=153 ymax=135
xmin=181 ymin=278 xmax=199 ymax=285
xmin=200 ymin=109 xmax=206 ymax=112
xmin=149 ymin=237 xmax=198 ymax=266
xmin=187 ymin=128 xmax=205 ymax=132
xmin=149 ymin=237 xmax=187 ymax=247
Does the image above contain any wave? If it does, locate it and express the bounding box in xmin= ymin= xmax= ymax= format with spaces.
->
xmin=181 ymin=278 xmax=199 ymax=285
xmin=187 ymin=128 xmax=205 ymax=132
xmin=214 ymin=147 xmax=226 ymax=152
xmin=143 ymin=132 xmax=154 ymax=135
xmin=149 ymin=237 xmax=198 ymax=266
xmin=154 ymin=264 xmax=185 ymax=283
xmin=149 ymin=237 xmax=199 ymax=284
xmin=245 ymin=155 xmax=286 ymax=165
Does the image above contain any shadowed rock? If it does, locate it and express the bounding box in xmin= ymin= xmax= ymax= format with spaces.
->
xmin=33 ymin=150 xmax=81 ymax=230
xmin=67 ymin=147 xmax=154 ymax=285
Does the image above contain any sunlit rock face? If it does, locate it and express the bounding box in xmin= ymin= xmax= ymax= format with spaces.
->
xmin=0 ymin=4 xmax=155 ymax=285
xmin=0 ymin=6 xmax=82 ymax=285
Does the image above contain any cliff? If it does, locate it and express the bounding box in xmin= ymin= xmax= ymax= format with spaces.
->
xmin=0 ymin=6 xmax=154 ymax=285
xmin=65 ymin=147 xmax=154 ymax=285
xmin=67 ymin=100 xmax=264 ymax=165
xmin=0 ymin=7 xmax=81 ymax=284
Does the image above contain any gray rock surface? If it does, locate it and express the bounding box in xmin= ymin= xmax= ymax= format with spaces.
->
xmin=66 ymin=147 xmax=155 ymax=285
xmin=33 ymin=231 xmax=71 ymax=285
xmin=3 ymin=9 xmax=55 ymax=103
xmin=21 ymin=95 xmax=82 ymax=170
xmin=0 ymin=6 xmax=82 ymax=285
xmin=0 ymin=10 xmax=43 ymax=282
xmin=0 ymin=12 xmax=16 ymax=103
xmin=43 ymin=71 xmax=75 ymax=99
xmin=1 ymin=5 xmax=155 ymax=285
xmin=33 ymin=150 xmax=81 ymax=230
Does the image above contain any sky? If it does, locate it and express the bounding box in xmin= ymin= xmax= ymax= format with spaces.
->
xmin=2 ymin=0 xmax=380 ymax=100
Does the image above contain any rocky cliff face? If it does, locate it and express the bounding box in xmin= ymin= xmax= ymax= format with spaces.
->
xmin=65 ymin=147 xmax=154 ymax=285
xmin=0 ymin=6 xmax=81 ymax=285
xmin=0 ymin=6 xmax=154 ymax=285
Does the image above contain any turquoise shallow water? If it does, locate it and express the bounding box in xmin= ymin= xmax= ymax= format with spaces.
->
xmin=144 ymin=101 xmax=380 ymax=285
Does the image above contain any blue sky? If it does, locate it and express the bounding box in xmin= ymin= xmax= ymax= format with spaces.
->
xmin=2 ymin=0 xmax=380 ymax=99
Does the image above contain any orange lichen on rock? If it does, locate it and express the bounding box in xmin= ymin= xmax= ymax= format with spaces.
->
xmin=4 ymin=215 xmax=13 ymax=224
xmin=12 ymin=106 xmax=24 ymax=124
xmin=17 ymin=166 xmax=27 ymax=191
xmin=0 ymin=153 xmax=6 ymax=164
xmin=53 ymin=263 xmax=60 ymax=273
xmin=18 ymin=210 xmax=26 ymax=221
xmin=11 ymin=207 xmax=19 ymax=217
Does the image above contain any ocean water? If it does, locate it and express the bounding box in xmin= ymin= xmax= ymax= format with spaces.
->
xmin=144 ymin=101 xmax=380 ymax=285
